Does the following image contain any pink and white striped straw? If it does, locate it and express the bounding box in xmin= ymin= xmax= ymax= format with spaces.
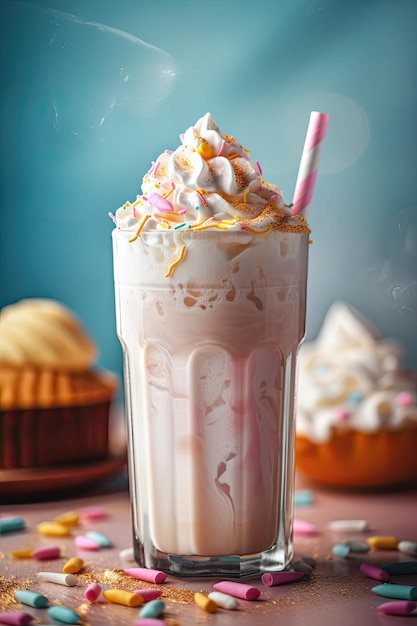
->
xmin=292 ymin=111 xmax=330 ymax=217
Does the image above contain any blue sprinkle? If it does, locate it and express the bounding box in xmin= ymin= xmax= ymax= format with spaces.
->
xmin=294 ymin=489 xmax=314 ymax=506
xmin=86 ymin=530 xmax=112 ymax=548
xmin=332 ymin=544 xmax=351 ymax=558
xmin=348 ymin=390 xmax=364 ymax=406
xmin=139 ymin=599 xmax=165 ymax=618
xmin=0 ymin=516 xmax=25 ymax=534
xmin=47 ymin=605 xmax=81 ymax=624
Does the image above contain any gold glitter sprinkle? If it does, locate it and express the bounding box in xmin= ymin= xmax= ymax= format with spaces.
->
xmin=231 ymin=160 xmax=249 ymax=189
xmin=76 ymin=568 xmax=195 ymax=605
xmin=0 ymin=574 xmax=33 ymax=611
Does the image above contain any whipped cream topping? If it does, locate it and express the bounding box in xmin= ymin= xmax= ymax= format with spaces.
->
xmin=296 ymin=302 xmax=417 ymax=442
xmin=113 ymin=113 xmax=309 ymax=235
xmin=0 ymin=299 xmax=97 ymax=371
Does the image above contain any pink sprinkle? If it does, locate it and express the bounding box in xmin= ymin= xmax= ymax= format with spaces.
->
xmin=396 ymin=391 xmax=413 ymax=407
xmin=108 ymin=212 xmax=117 ymax=223
xmin=124 ymin=568 xmax=167 ymax=584
xmin=80 ymin=506 xmax=108 ymax=521
xmin=179 ymin=133 xmax=185 ymax=143
xmin=377 ymin=601 xmax=417 ymax=615
xmin=336 ymin=407 xmax=350 ymax=422
xmin=359 ymin=562 xmax=390 ymax=582
xmin=261 ymin=571 xmax=304 ymax=587
xmin=212 ymin=581 xmax=260 ymax=601
xmin=148 ymin=192 xmax=174 ymax=212
xmin=256 ymin=160 xmax=263 ymax=176
xmin=142 ymin=196 xmax=148 ymax=201
xmin=217 ymin=139 xmax=225 ymax=156
xmin=294 ymin=519 xmax=319 ymax=536
xmin=178 ymin=209 xmax=187 ymax=214
xmin=171 ymin=182 xmax=176 ymax=189
xmin=132 ymin=206 xmax=136 ymax=218
xmin=165 ymin=149 xmax=173 ymax=154
xmin=196 ymin=191 xmax=208 ymax=207
xmin=269 ymin=193 xmax=278 ymax=200
xmin=85 ymin=582 xmax=102 ymax=602
xmin=31 ymin=545 xmax=61 ymax=560
xmin=255 ymin=186 xmax=263 ymax=193
xmin=133 ymin=589 xmax=163 ymax=602
xmin=0 ymin=613 xmax=35 ymax=626
xmin=75 ymin=535 xmax=100 ymax=551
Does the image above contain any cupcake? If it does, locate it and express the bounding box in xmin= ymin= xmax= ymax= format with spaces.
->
xmin=0 ymin=299 xmax=117 ymax=469
xmin=296 ymin=301 xmax=417 ymax=488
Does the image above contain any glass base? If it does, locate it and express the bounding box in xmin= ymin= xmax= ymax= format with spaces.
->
xmin=134 ymin=541 xmax=293 ymax=579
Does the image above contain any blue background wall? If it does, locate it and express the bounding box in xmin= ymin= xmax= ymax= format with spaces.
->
xmin=1 ymin=0 xmax=416 ymax=382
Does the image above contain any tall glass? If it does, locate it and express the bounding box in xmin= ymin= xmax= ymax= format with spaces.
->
xmin=113 ymin=227 xmax=308 ymax=578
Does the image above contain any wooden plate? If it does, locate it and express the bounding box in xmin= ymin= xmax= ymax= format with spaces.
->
xmin=0 ymin=453 xmax=127 ymax=501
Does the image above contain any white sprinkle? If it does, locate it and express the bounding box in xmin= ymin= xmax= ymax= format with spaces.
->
xmin=37 ymin=571 xmax=77 ymax=586
xmin=119 ymin=547 xmax=135 ymax=561
xmin=208 ymin=591 xmax=239 ymax=609
xmin=398 ymin=541 xmax=417 ymax=556
xmin=327 ymin=519 xmax=369 ymax=533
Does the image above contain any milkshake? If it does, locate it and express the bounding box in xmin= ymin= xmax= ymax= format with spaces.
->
xmin=112 ymin=113 xmax=310 ymax=577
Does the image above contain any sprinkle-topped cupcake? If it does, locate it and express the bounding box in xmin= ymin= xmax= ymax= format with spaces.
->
xmin=295 ymin=302 xmax=417 ymax=488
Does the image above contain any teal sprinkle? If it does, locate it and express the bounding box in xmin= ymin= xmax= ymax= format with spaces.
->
xmin=174 ymin=222 xmax=187 ymax=230
xmin=294 ymin=489 xmax=314 ymax=506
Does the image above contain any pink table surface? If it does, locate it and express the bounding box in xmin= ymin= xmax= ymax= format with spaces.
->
xmin=1 ymin=469 xmax=416 ymax=626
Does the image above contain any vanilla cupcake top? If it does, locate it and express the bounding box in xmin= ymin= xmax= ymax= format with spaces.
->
xmin=296 ymin=302 xmax=417 ymax=442
xmin=0 ymin=299 xmax=96 ymax=371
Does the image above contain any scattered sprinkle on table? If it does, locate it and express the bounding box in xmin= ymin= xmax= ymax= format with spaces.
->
xmin=0 ymin=518 xmax=26 ymax=535
xmin=14 ymin=590 xmax=49 ymax=608
xmin=326 ymin=519 xmax=369 ymax=533
xmin=293 ymin=519 xmax=319 ymax=536
xmin=62 ymin=557 xmax=84 ymax=574
xmin=194 ymin=592 xmax=218 ymax=613
xmin=261 ymin=571 xmax=304 ymax=587
xmin=102 ymin=589 xmax=144 ymax=607
xmin=125 ymin=568 xmax=167 ymax=584
xmin=139 ymin=599 xmax=165 ymax=618
xmin=36 ymin=521 xmax=71 ymax=537
xmin=0 ymin=612 xmax=35 ymax=625
xmin=366 ymin=536 xmax=399 ymax=550
xmin=31 ymin=546 xmax=61 ymax=560
xmin=359 ymin=562 xmax=390 ymax=582
xmin=47 ymin=605 xmax=81 ymax=624
xmin=377 ymin=600 xmax=417 ymax=615
xmin=37 ymin=572 xmax=77 ymax=587
xmin=213 ymin=581 xmax=260 ymax=600
xmin=372 ymin=584 xmax=417 ymax=601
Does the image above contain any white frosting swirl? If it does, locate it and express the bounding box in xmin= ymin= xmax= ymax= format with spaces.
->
xmin=296 ymin=302 xmax=417 ymax=442
xmin=0 ymin=299 xmax=97 ymax=371
xmin=114 ymin=113 xmax=307 ymax=234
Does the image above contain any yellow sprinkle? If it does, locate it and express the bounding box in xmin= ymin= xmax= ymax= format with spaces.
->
xmin=197 ymin=142 xmax=213 ymax=160
xmin=155 ymin=212 xmax=178 ymax=223
xmin=243 ymin=188 xmax=249 ymax=203
xmin=189 ymin=216 xmax=211 ymax=229
xmin=367 ymin=536 xmax=399 ymax=550
xmin=36 ymin=521 xmax=72 ymax=537
xmin=309 ymin=239 xmax=314 ymax=244
xmin=228 ymin=152 xmax=239 ymax=159
xmin=194 ymin=592 xmax=218 ymax=613
xmin=129 ymin=214 xmax=151 ymax=243
xmin=163 ymin=187 xmax=174 ymax=199
xmin=158 ymin=219 xmax=171 ymax=229
xmin=164 ymin=245 xmax=187 ymax=279
xmin=54 ymin=511 xmax=79 ymax=527
xmin=132 ymin=199 xmax=142 ymax=207
xmin=11 ymin=548 xmax=34 ymax=559
xmin=102 ymin=589 xmax=143 ymax=607
xmin=124 ymin=202 xmax=131 ymax=208
xmin=63 ymin=557 xmax=84 ymax=574
xmin=244 ymin=147 xmax=251 ymax=153
xmin=242 ymin=224 xmax=272 ymax=235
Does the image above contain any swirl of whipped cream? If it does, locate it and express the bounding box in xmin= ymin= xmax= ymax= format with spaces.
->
xmin=114 ymin=113 xmax=308 ymax=234
xmin=296 ymin=302 xmax=417 ymax=442
xmin=0 ymin=299 xmax=97 ymax=371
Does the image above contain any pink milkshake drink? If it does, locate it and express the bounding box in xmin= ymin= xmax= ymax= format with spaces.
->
xmin=112 ymin=113 xmax=310 ymax=578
